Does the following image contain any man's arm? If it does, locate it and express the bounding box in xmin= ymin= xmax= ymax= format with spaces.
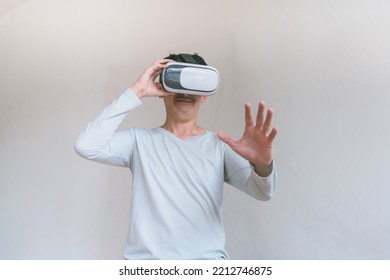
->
xmin=74 ymin=59 xmax=173 ymax=166
xmin=218 ymin=102 xmax=277 ymax=176
xmin=218 ymin=102 xmax=278 ymax=200
xmin=223 ymin=143 xmax=276 ymax=201
xmin=74 ymin=90 xmax=141 ymax=166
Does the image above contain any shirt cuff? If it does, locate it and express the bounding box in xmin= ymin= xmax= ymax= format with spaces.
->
xmin=250 ymin=160 xmax=276 ymax=179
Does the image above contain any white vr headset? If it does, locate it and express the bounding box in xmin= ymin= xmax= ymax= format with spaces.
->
xmin=160 ymin=61 xmax=220 ymax=96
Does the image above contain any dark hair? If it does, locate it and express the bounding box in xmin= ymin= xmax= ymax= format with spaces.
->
xmin=164 ymin=53 xmax=207 ymax=65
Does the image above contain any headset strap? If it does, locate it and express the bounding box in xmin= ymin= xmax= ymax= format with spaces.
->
xmin=179 ymin=53 xmax=198 ymax=64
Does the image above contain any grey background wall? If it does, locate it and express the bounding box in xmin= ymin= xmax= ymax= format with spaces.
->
xmin=1 ymin=0 xmax=389 ymax=259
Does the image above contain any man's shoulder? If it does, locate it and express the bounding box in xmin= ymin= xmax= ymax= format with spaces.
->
xmin=127 ymin=127 xmax=156 ymax=136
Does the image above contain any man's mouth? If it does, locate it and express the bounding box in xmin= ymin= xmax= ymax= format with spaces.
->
xmin=174 ymin=94 xmax=195 ymax=104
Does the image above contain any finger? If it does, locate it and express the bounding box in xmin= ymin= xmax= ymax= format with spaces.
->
xmin=158 ymin=58 xmax=174 ymax=64
xmin=268 ymin=127 xmax=278 ymax=142
xmin=158 ymin=91 xmax=175 ymax=98
xmin=152 ymin=68 xmax=163 ymax=81
xmin=155 ymin=82 xmax=174 ymax=97
xmin=262 ymin=108 xmax=274 ymax=133
xmin=154 ymin=59 xmax=173 ymax=69
xmin=153 ymin=58 xmax=173 ymax=66
xmin=151 ymin=65 xmax=164 ymax=74
xmin=151 ymin=59 xmax=173 ymax=80
xmin=160 ymin=90 xmax=175 ymax=97
xmin=245 ymin=103 xmax=254 ymax=127
xmin=255 ymin=101 xmax=266 ymax=128
xmin=155 ymin=82 xmax=164 ymax=91
xmin=150 ymin=60 xmax=172 ymax=74
xmin=217 ymin=132 xmax=237 ymax=149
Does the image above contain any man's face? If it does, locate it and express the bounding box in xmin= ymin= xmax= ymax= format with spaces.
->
xmin=163 ymin=93 xmax=208 ymax=122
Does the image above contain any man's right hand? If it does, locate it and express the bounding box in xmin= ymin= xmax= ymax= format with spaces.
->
xmin=130 ymin=59 xmax=175 ymax=98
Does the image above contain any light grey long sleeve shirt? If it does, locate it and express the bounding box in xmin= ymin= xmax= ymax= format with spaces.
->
xmin=74 ymin=89 xmax=276 ymax=259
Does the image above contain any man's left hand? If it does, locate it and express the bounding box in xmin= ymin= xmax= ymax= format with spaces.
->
xmin=217 ymin=102 xmax=278 ymax=177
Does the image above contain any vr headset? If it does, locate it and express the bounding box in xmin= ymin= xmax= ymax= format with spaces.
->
xmin=159 ymin=54 xmax=220 ymax=96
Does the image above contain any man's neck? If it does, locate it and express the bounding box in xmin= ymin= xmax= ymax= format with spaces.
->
xmin=161 ymin=120 xmax=205 ymax=140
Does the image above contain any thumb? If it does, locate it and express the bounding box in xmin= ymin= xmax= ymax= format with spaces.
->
xmin=155 ymin=82 xmax=174 ymax=97
xmin=217 ymin=132 xmax=237 ymax=149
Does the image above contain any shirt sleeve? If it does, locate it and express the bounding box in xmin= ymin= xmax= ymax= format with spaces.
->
xmin=223 ymin=144 xmax=277 ymax=201
xmin=74 ymin=89 xmax=142 ymax=167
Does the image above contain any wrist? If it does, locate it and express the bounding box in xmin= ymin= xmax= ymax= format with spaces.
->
xmin=130 ymin=84 xmax=145 ymax=98
xmin=251 ymin=160 xmax=273 ymax=177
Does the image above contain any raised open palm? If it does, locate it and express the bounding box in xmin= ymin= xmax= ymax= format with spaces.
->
xmin=217 ymin=102 xmax=277 ymax=175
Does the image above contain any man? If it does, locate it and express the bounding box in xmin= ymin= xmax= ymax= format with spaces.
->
xmin=74 ymin=54 xmax=278 ymax=259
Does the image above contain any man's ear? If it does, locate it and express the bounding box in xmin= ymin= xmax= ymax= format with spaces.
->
xmin=201 ymin=96 xmax=208 ymax=103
